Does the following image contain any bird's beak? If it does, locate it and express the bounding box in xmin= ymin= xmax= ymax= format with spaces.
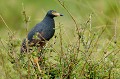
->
xmin=52 ymin=12 xmax=63 ymax=16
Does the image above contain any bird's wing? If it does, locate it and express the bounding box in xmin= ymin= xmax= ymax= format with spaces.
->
xmin=29 ymin=31 xmax=46 ymax=47
xmin=27 ymin=22 xmax=44 ymax=40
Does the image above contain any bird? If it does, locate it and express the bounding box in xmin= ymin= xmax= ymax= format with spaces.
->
xmin=20 ymin=10 xmax=63 ymax=73
xmin=21 ymin=10 xmax=63 ymax=53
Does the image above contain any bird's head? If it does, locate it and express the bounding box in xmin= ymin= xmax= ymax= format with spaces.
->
xmin=47 ymin=10 xmax=63 ymax=18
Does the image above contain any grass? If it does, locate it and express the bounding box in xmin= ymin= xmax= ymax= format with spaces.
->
xmin=0 ymin=0 xmax=120 ymax=79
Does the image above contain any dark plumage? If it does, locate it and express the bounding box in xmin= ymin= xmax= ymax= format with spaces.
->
xmin=21 ymin=10 xmax=63 ymax=52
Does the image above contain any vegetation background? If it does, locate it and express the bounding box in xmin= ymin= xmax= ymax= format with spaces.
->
xmin=0 ymin=0 xmax=120 ymax=79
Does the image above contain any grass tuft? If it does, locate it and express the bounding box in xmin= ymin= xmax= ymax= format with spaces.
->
xmin=0 ymin=0 xmax=120 ymax=79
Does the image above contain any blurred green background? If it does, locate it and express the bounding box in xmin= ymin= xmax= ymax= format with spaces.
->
xmin=0 ymin=0 xmax=120 ymax=78
xmin=0 ymin=0 xmax=120 ymax=40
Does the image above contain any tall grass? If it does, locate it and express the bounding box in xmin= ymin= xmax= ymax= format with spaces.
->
xmin=0 ymin=0 xmax=120 ymax=79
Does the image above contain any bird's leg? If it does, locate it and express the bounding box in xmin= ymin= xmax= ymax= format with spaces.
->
xmin=32 ymin=47 xmax=42 ymax=73
xmin=33 ymin=57 xmax=42 ymax=73
xmin=31 ymin=41 xmax=46 ymax=73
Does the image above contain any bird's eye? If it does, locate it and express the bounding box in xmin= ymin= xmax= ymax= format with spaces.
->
xmin=52 ymin=11 xmax=56 ymax=13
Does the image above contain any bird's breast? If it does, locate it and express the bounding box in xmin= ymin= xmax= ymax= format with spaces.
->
xmin=43 ymin=27 xmax=55 ymax=40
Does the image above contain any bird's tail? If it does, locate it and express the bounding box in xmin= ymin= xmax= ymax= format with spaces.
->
xmin=20 ymin=39 xmax=27 ymax=53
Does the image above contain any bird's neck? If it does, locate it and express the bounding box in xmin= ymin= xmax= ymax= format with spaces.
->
xmin=42 ymin=16 xmax=55 ymax=26
xmin=43 ymin=15 xmax=54 ymax=21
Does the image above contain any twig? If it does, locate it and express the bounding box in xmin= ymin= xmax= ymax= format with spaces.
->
xmin=59 ymin=23 xmax=64 ymax=78
xmin=57 ymin=0 xmax=80 ymax=54
xmin=0 ymin=38 xmax=7 ymax=51
xmin=57 ymin=0 xmax=78 ymax=31
xmin=22 ymin=3 xmax=31 ymax=79
xmin=93 ymin=49 xmax=120 ymax=69
xmin=89 ymin=25 xmax=107 ymax=56
xmin=114 ymin=19 xmax=117 ymax=43
xmin=0 ymin=14 xmax=13 ymax=34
